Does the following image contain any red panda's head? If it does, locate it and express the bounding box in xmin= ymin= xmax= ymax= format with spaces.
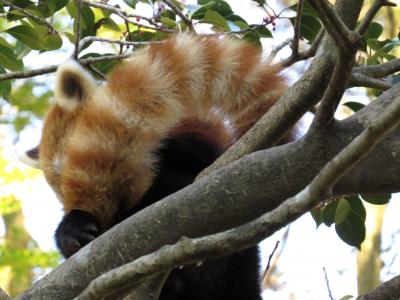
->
xmin=22 ymin=61 xmax=154 ymax=225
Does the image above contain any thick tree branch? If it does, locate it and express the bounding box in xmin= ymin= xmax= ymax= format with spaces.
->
xmin=353 ymin=58 xmax=400 ymax=78
xmin=313 ymin=51 xmax=357 ymax=127
xmin=17 ymin=80 xmax=400 ymax=300
xmin=73 ymin=84 xmax=400 ymax=299
xmin=308 ymin=0 xmax=361 ymax=51
xmin=198 ymin=0 xmax=364 ymax=179
xmin=349 ymin=73 xmax=392 ymax=90
xmin=359 ymin=274 xmax=400 ymax=300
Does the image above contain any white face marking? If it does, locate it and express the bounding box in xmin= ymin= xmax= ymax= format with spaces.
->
xmin=53 ymin=156 xmax=62 ymax=175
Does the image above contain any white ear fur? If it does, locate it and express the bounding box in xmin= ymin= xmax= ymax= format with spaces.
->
xmin=18 ymin=146 xmax=41 ymax=169
xmin=54 ymin=60 xmax=96 ymax=112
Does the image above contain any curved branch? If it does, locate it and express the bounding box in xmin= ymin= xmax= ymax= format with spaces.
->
xmin=77 ymin=85 xmax=400 ymax=299
xmin=353 ymin=58 xmax=400 ymax=78
xmin=17 ymin=82 xmax=400 ymax=300
xmin=359 ymin=274 xmax=400 ymax=300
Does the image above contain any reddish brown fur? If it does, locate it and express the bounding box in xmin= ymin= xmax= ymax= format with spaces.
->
xmin=39 ymin=34 xmax=287 ymax=227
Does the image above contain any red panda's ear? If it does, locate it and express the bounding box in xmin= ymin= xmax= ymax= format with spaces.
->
xmin=19 ymin=146 xmax=41 ymax=169
xmin=54 ymin=60 xmax=96 ymax=111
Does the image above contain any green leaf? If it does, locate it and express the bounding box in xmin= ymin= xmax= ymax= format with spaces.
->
xmin=343 ymin=101 xmax=365 ymax=112
xmin=201 ymin=10 xmax=230 ymax=31
xmin=100 ymin=17 xmax=121 ymax=32
xmin=290 ymin=15 xmax=321 ymax=42
xmin=188 ymin=3 xmax=215 ymax=19
xmin=338 ymin=295 xmax=354 ymax=300
xmin=0 ymin=67 xmax=11 ymax=101
xmin=79 ymin=53 xmax=119 ymax=75
xmin=255 ymin=26 xmax=272 ymax=38
xmin=310 ymin=208 xmax=323 ymax=228
xmin=160 ymin=17 xmax=177 ymax=29
xmin=364 ymin=22 xmax=383 ymax=40
xmin=321 ymin=201 xmax=338 ymax=227
xmin=289 ymin=1 xmax=318 ymax=17
xmin=335 ymin=198 xmax=351 ymax=224
xmin=123 ymin=0 xmax=138 ymax=8
xmin=48 ymin=0 xmax=68 ymax=13
xmin=360 ymin=193 xmax=391 ymax=205
xmin=345 ymin=195 xmax=366 ymax=222
xmin=0 ymin=44 xmax=23 ymax=71
xmin=335 ymin=212 xmax=366 ymax=249
xmin=46 ymin=33 xmax=63 ymax=50
xmin=243 ymin=31 xmax=261 ymax=47
xmin=5 ymin=25 xmax=46 ymax=50
xmin=15 ymin=41 xmax=31 ymax=59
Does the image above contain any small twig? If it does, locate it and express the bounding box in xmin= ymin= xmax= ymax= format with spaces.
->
xmin=308 ymin=0 xmax=361 ymax=51
xmin=357 ymin=0 xmax=397 ymax=35
xmin=76 ymin=91 xmax=400 ymax=300
xmin=80 ymin=0 xmax=154 ymax=24
xmin=323 ymin=267 xmax=335 ymax=300
xmin=79 ymin=0 xmax=176 ymax=33
xmin=2 ymin=0 xmax=58 ymax=33
xmin=88 ymin=65 xmax=107 ymax=80
xmin=292 ymin=0 xmax=305 ymax=57
xmin=262 ymin=241 xmax=280 ymax=278
xmin=279 ymin=29 xmax=324 ymax=68
xmin=349 ymin=73 xmax=393 ymax=90
xmin=313 ymin=50 xmax=356 ymax=127
xmin=0 ymin=52 xmax=134 ymax=81
xmin=162 ymin=0 xmax=194 ymax=31
xmin=74 ymin=0 xmax=83 ymax=59
xmin=78 ymin=36 xmax=161 ymax=53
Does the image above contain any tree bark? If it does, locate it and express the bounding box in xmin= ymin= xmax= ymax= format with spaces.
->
xmin=17 ymin=81 xmax=400 ymax=300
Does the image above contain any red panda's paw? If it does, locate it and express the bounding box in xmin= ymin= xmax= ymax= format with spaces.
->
xmin=55 ymin=210 xmax=103 ymax=258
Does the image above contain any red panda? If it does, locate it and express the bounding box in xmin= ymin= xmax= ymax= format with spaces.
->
xmin=24 ymin=33 xmax=286 ymax=299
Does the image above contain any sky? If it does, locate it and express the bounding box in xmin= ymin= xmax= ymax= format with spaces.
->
xmin=1 ymin=0 xmax=400 ymax=299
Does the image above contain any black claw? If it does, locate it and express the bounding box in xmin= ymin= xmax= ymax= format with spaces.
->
xmin=55 ymin=210 xmax=102 ymax=258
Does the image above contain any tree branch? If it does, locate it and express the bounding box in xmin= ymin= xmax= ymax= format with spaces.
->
xmin=349 ymin=73 xmax=393 ymax=90
xmin=279 ymin=29 xmax=324 ymax=68
xmin=0 ymin=53 xmax=135 ymax=81
xmin=74 ymin=0 xmax=83 ymax=59
xmin=16 ymin=81 xmax=400 ymax=300
xmin=0 ymin=287 xmax=10 ymax=300
xmin=353 ymin=58 xmax=400 ymax=78
xmin=313 ymin=51 xmax=357 ymax=127
xmin=77 ymin=88 xmax=400 ymax=299
xmin=357 ymin=0 xmax=397 ymax=35
xmin=308 ymin=0 xmax=361 ymax=51
xmin=2 ymin=0 xmax=58 ymax=33
xmin=162 ymin=0 xmax=194 ymax=31
xmin=198 ymin=0 xmax=364 ymax=179
xmin=291 ymin=0 xmax=305 ymax=57
xmin=359 ymin=274 xmax=400 ymax=300
xmin=78 ymin=36 xmax=160 ymax=54
xmin=78 ymin=0 xmax=176 ymax=33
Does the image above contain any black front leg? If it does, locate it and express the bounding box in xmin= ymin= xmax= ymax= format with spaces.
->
xmin=55 ymin=210 xmax=103 ymax=258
